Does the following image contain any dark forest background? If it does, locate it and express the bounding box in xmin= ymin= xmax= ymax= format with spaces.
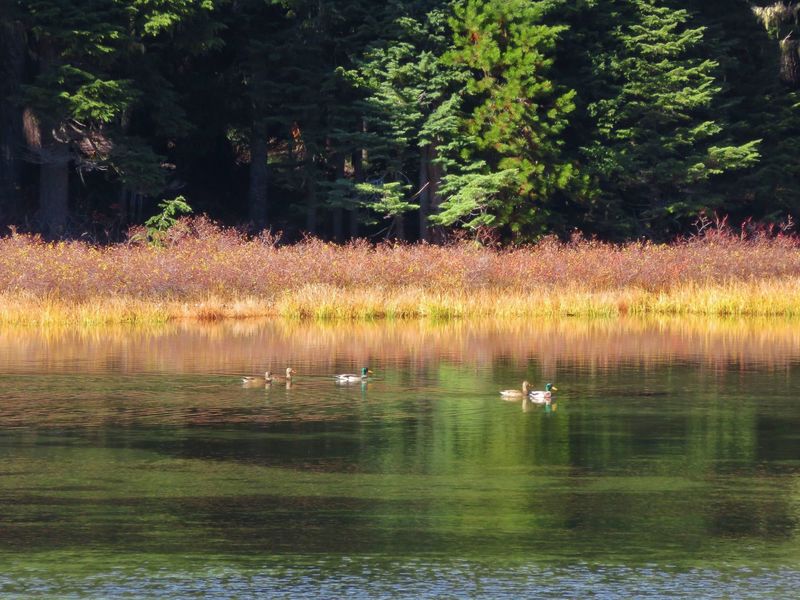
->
xmin=2 ymin=0 xmax=800 ymax=242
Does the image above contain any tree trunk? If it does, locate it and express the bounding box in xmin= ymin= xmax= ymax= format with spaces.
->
xmin=333 ymin=152 xmax=345 ymax=242
xmin=418 ymin=148 xmax=431 ymax=242
xmin=780 ymin=36 xmax=800 ymax=87
xmin=35 ymin=41 xmax=69 ymax=236
xmin=350 ymin=148 xmax=363 ymax=238
xmin=392 ymin=214 xmax=405 ymax=241
xmin=0 ymin=19 xmax=25 ymax=222
xmin=418 ymin=143 xmax=443 ymax=243
xmin=289 ymin=121 xmax=316 ymax=235
xmin=120 ymin=187 xmax=144 ymax=227
xmin=333 ymin=207 xmax=344 ymax=242
xmin=248 ymin=128 xmax=268 ymax=228
xmin=428 ymin=146 xmax=443 ymax=243
xmin=305 ymin=176 xmax=317 ymax=235
xmin=38 ymin=138 xmax=69 ymax=235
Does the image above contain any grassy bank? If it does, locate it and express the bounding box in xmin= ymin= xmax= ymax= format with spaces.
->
xmin=1 ymin=218 xmax=800 ymax=324
xmin=3 ymin=280 xmax=800 ymax=325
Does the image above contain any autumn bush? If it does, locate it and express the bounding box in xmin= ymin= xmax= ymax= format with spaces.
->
xmin=0 ymin=216 xmax=799 ymax=322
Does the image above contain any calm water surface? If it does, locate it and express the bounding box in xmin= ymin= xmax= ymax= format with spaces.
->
xmin=0 ymin=318 xmax=798 ymax=598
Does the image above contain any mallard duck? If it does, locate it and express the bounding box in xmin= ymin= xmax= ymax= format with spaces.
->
xmin=335 ymin=367 xmax=373 ymax=382
xmin=500 ymin=381 xmax=530 ymax=399
xmin=529 ymin=383 xmax=557 ymax=403
xmin=242 ymin=371 xmax=274 ymax=385
xmin=273 ymin=367 xmax=296 ymax=381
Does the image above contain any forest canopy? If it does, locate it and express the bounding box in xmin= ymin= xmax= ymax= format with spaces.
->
xmin=1 ymin=0 xmax=799 ymax=242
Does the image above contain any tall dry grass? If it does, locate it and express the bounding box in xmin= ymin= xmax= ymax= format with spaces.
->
xmin=1 ymin=217 xmax=799 ymax=323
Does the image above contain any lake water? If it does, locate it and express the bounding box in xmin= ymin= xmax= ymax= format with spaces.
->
xmin=0 ymin=318 xmax=798 ymax=598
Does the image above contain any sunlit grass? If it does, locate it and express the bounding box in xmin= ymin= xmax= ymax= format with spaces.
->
xmin=1 ymin=217 xmax=799 ymax=323
xmin=1 ymin=281 xmax=799 ymax=325
xmin=272 ymin=281 xmax=800 ymax=320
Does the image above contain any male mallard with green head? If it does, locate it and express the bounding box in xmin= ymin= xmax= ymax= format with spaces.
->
xmin=529 ymin=383 xmax=558 ymax=403
xmin=335 ymin=367 xmax=373 ymax=382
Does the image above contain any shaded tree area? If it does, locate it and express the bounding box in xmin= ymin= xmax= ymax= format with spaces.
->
xmin=1 ymin=0 xmax=799 ymax=242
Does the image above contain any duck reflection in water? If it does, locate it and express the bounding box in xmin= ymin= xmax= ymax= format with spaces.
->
xmin=271 ymin=367 xmax=296 ymax=390
xmin=522 ymin=396 xmax=557 ymax=414
xmin=243 ymin=367 xmax=295 ymax=388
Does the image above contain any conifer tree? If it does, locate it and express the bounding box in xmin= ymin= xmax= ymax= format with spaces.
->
xmin=432 ymin=0 xmax=583 ymax=240
xmin=0 ymin=5 xmax=26 ymax=221
xmin=311 ymin=0 xmax=382 ymax=239
xmin=735 ymin=0 xmax=800 ymax=218
xmin=582 ymin=0 xmax=760 ymax=236
xmin=221 ymin=0 xmax=388 ymax=237
xmin=17 ymin=0 xmax=133 ymax=233
xmin=750 ymin=1 xmax=800 ymax=85
xmin=350 ymin=3 xmax=459 ymax=240
xmin=2 ymin=0 xmax=797 ymax=240
xmin=13 ymin=0 xmax=217 ymax=234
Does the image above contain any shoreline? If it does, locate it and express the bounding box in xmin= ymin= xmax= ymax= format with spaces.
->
xmin=3 ymin=228 xmax=800 ymax=325
xmin=2 ymin=279 xmax=800 ymax=325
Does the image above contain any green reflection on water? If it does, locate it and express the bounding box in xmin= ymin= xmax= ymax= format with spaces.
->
xmin=0 ymin=318 xmax=798 ymax=594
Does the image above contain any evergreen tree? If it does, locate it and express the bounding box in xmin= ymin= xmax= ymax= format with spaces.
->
xmin=310 ymin=0 xmax=382 ymax=239
xmin=215 ymin=0 xmax=389 ymax=237
xmin=17 ymin=0 xmax=133 ymax=233
xmin=581 ymin=0 xmax=760 ymax=236
xmin=432 ymin=0 xmax=584 ymax=240
xmin=116 ymin=0 xmax=221 ymax=227
xmin=350 ymin=3 xmax=459 ymax=240
xmin=1 ymin=0 xmax=797 ymax=240
xmin=750 ymin=1 xmax=800 ymax=86
xmin=12 ymin=0 xmax=217 ymax=235
xmin=734 ymin=0 xmax=800 ymax=219
xmin=0 ymin=3 xmax=26 ymax=222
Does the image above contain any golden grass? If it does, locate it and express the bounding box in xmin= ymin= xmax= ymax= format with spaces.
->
xmin=2 ymin=220 xmax=799 ymax=324
xmin=1 ymin=278 xmax=800 ymax=325
xmin=0 ymin=292 xmax=170 ymax=326
xmin=275 ymin=279 xmax=800 ymax=319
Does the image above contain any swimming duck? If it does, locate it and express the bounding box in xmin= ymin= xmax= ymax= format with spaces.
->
xmin=529 ymin=383 xmax=557 ymax=403
xmin=273 ymin=367 xmax=296 ymax=381
xmin=242 ymin=371 xmax=274 ymax=385
xmin=500 ymin=381 xmax=531 ymax=399
xmin=335 ymin=367 xmax=373 ymax=382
